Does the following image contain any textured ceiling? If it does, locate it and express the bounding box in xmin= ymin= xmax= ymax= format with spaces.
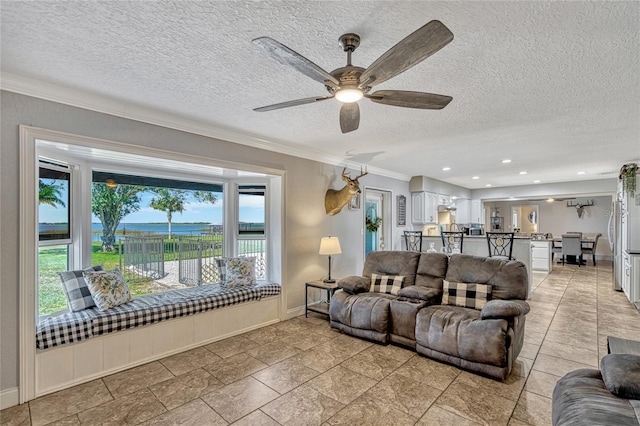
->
xmin=2 ymin=1 xmax=639 ymax=189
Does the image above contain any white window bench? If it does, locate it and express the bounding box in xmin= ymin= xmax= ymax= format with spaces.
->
xmin=33 ymin=283 xmax=281 ymax=398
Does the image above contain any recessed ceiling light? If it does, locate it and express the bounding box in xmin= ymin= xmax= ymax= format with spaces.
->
xmin=472 ymin=176 xmax=479 ymax=180
xmin=533 ymin=180 xmax=541 ymax=183
xmin=519 ymin=171 xmax=527 ymax=175
xmin=451 ymin=196 xmax=458 ymax=200
xmin=442 ymin=167 xmax=451 ymax=171
xmin=502 ymin=159 xmax=511 ymax=163
xmin=577 ymin=171 xmax=586 ymax=175
xmin=485 ymin=184 xmax=492 ymax=187
xmin=547 ymin=198 xmax=554 ymax=202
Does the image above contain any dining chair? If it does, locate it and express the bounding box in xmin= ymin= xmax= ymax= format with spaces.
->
xmin=581 ymin=233 xmax=601 ymax=266
xmin=486 ymin=232 xmax=515 ymax=260
xmin=561 ymin=234 xmax=583 ymax=266
xmin=441 ymin=231 xmax=464 ymax=254
xmin=403 ymin=231 xmax=423 ymax=252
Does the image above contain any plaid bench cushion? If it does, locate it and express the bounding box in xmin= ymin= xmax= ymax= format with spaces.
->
xmin=36 ymin=309 xmax=98 ymax=350
xmin=37 ymin=282 xmax=281 ymax=350
xmin=255 ymin=282 xmax=282 ymax=298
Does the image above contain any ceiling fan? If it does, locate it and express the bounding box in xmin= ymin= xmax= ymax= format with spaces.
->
xmin=252 ymin=20 xmax=454 ymax=133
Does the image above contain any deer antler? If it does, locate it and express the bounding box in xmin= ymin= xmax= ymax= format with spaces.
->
xmin=354 ymin=166 xmax=368 ymax=180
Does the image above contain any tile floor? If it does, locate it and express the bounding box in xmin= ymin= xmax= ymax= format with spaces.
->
xmin=3 ymin=261 xmax=639 ymax=425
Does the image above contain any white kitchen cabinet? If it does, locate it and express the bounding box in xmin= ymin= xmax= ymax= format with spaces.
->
xmin=623 ymin=252 xmax=640 ymax=304
xmin=455 ymin=199 xmax=471 ymax=223
xmin=530 ymin=240 xmax=552 ymax=273
xmin=411 ymin=192 xmax=438 ymax=224
xmin=437 ymin=194 xmax=451 ymax=206
xmin=470 ymin=199 xmax=485 ymax=224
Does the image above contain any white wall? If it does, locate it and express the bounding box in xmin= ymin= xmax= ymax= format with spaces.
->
xmin=0 ymin=91 xmax=411 ymax=394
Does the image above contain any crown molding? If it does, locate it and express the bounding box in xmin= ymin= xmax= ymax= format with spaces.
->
xmin=1 ymin=72 xmax=411 ymax=182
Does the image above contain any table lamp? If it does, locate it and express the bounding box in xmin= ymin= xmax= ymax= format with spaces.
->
xmin=319 ymin=236 xmax=342 ymax=283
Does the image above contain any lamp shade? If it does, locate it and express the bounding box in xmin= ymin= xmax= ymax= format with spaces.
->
xmin=319 ymin=236 xmax=342 ymax=255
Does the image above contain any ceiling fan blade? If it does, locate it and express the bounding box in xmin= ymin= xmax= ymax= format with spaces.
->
xmin=359 ymin=20 xmax=453 ymax=88
xmin=253 ymin=37 xmax=340 ymax=87
xmin=367 ymin=90 xmax=452 ymax=109
xmin=340 ymin=103 xmax=360 ymax=133
xmin=254 ymin=96 xmax=332 ymax=112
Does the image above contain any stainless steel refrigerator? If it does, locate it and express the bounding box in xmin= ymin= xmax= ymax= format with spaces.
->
xmin=609 ymin=197 xmax=622 ymax=290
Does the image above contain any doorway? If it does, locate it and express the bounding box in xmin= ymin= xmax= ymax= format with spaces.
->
xmin=364 ymin=188 xmax=392 ymax=257
xmin=511 ymin=205 xmax=539 ymax=234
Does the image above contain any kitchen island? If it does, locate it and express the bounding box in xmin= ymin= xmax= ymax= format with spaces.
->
xmin=422 ymin=235 xmax=534 ymax=297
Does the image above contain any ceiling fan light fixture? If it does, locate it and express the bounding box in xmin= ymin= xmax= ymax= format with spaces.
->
xmin=335 ymin=87 xmax=363 ymax=103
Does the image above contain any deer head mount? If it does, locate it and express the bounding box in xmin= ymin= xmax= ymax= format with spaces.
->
xmin=325 ymin=167 xmax=368 ymax=215
xmin=567 ymin=200 xmax=594 ymax=219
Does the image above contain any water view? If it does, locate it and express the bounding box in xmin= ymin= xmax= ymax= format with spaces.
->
xmin=39 ymin=222 xmax=264 ymax=242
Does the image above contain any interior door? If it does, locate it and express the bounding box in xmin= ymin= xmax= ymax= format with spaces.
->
xmin=365 ymin=189 xmax=391 ymax=257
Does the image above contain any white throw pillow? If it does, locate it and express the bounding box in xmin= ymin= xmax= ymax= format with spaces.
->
xmin=84 ymin=268 xmax=132 ymax=311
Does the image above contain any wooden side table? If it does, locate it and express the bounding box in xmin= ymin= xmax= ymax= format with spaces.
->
xmin=305 ymin=280 xmax=338 ymax=318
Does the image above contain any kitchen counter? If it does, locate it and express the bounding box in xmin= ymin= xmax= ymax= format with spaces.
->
xmin=422 ymin=235 xmax=533 ymax=297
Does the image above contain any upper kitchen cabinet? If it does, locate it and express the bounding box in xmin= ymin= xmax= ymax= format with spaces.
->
xmin=470 ymin=200 xmax=486 ymax=224
xmin=455 ymin=199 xmax=470 ymax=223
xmin=412 ymin=192 xmax=438 ymax=224
xmin=437 ymin=194 xmax=451 ymax=206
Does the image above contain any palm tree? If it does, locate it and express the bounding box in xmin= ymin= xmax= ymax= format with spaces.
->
xmin=149 ymin=189 xmax=188 ymax=238
xmin=39 ymin=180 xmax=65 ymax=208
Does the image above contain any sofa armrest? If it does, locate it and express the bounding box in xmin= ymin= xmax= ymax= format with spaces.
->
xmin=397 ymin=285 xmax=440 ymax=303
xmin=338 ymin=276 xmax=370 ymax=294
xmin=480 ymin=300 xmax=530 ymax=320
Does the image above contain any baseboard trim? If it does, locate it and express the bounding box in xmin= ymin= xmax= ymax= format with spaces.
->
xmin=0 ymin=387 xmax=19 ymax=410
xmin=286 ymin=306 xmax=305 ymax=320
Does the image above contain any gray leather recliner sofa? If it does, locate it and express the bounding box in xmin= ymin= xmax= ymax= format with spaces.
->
xmin=552 ymin=354 xmax=640 ymax=425
xmin=329 ymin=251 xmax=530 ymax=380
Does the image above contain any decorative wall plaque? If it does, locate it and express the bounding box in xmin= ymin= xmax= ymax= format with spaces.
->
xmin=397 ymin=195 xmax=406 ymax=226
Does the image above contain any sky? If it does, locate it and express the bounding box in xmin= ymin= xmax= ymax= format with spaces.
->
xmin=39 ymin=186 xmax=265 ymax=224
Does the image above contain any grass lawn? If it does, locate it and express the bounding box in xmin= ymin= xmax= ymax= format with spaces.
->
xmin=38 ymin=243 xmax=163 ymax=316
xmin=37 ymin=235 xmax=252 ymax=316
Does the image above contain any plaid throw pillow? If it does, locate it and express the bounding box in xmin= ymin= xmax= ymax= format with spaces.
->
xmin=442 ymin=280 xmax=493 ymax=310
xmin=58 ymin=267 xmax=100 ymax=312
xmin=369 ymin=273 xmax=404 ymax=295
xmin=215 ymin=258 xmax=226 ymax=283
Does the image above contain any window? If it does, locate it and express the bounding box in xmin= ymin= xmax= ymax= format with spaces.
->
xmin=238 ymin=185 xmax=266 ymax=280
xmin=91 ymin=170 xmax=224 ymax=291
xmin=37 ymin=142 xmax=270 ymax=319
xmin=38 ymin=162 xmax=72 ymax=316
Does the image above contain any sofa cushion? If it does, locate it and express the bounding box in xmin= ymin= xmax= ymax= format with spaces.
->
xmin=416 ymin=305 xmax=509 ymax=367
xmin=329 ymin=291 xmax=392 ymax=333
xmin=338 ymin=276 xmax=371 ymax=294
xmin=445 ymin=254 xmax=528 ymax=300
xmin=480 ymin=300 xmax=530 ymax=319
xmin=600 ymin=354 xmax=640 ymax=399
xmin=397 ymin=285 xmax=440 ymax=304
xmin=442 ymin=281 xmax=492 ymax=310
xmin=415 ymin=252 xmax=448 ymax=290
xmin=362 ymin=251 xmax=420 ymax=287
xmin=370 ymin=273 xmax=404 ymax=295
